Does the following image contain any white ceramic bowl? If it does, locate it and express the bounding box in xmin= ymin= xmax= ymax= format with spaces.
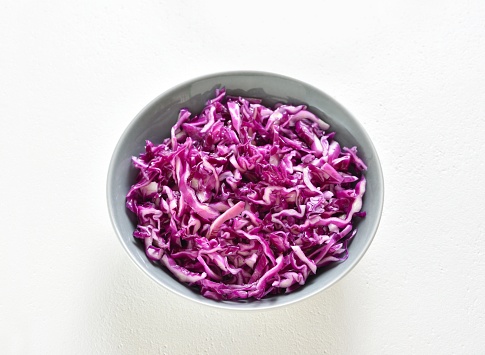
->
xmin=107 ymin=71 xmax=384 ymax=310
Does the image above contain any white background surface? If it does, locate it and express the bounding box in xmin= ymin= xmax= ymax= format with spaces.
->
xmin=1 ymin=1 xmax=485 ymax=354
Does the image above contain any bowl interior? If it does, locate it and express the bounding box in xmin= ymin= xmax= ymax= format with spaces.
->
xmin=107 ymin=71 xmax=384 ymax=310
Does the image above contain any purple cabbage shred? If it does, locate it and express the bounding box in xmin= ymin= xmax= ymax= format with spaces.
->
xmin=126 ymin=88 xmax=366 ymax=300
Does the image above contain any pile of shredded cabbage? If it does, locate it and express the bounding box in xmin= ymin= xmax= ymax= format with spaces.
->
xmin=126 ymin=88 xmax=366 ymax=300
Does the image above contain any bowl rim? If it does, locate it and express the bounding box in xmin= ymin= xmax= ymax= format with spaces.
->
xmin=106 ymin=70 xmax=384 ymax=311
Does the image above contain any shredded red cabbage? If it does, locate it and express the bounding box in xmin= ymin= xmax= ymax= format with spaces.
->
xmin=126 ymin=88 xmax=366 ymax=300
